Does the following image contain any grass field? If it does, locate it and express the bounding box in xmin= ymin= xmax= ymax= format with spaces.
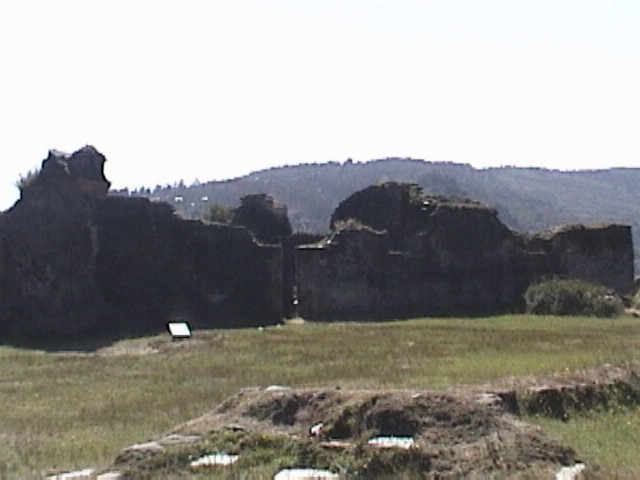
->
xmin=1 ymin=314 xmax=640 ymax=478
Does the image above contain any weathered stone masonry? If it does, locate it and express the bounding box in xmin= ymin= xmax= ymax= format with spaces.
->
xmin=0 ymin=147 xmax=282 ymax=342
xmin=94 ymin=196 xmax=283 ymax=333
xmin=0 ymin=150 xmax=634 ymax=341
xmin=295 ymin=182 xmax=634 ymax=321
xmin=530 ymin=224 xmax=634 ymax=296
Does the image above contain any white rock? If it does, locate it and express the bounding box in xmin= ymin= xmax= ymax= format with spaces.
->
xmin=556 ymin=463 xmax=586 ymax=480
xmin=122 ymin=440 xmax=164 ymax=453
xmin=367 ymin=436 xmax=415 ymax=449
xmin=160 ymin=433 xmax=202 ymax=445
xmin=274 ymin=469 xmax=340 ymax=480
xmin=265 ymin=385 xmax=291 ymax=391
xmin=190 ymin=453 xmax=240 ymax=467
xmin=96 ymin=473 xmax=125 ymax=480
xmin=45 ymin=469 xmax=95 ymax=480
xmin=309 ymin=422 xmax=324 ymax=436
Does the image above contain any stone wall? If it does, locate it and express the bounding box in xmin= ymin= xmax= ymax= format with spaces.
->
xmin=94 ymin=197 xmax=283 ymax=335
xmin=0 ymin=151 xmax=634 ymax=341
xmin=230 ymin=193 xmax=294 ymax=317
xmin=530 ymin=224 xmax=634 ymax=294
xmin=0 ymin=147 xmax=282 ymax=344
xmin=231 ymin=193 xmax=292 ymax=245
xmin=0 ymin=147 xmax=108 ymax=339
xmin=296 ymin=182 xmax=634 ymax=321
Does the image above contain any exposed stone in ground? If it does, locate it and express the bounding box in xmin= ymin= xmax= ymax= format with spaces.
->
xmin=109 ymin=391 xmax=563 ymax=477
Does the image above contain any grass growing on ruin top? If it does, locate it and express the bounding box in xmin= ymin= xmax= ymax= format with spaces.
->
xmin=1 ymin=314 xmax=640 ymax=478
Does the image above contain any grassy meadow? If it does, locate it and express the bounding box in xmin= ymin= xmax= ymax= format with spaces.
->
xmin=1 ymin=314 xmax=640 ymax=478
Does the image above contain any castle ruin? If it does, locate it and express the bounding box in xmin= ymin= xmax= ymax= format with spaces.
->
xmin=0 ymin=149 xmax=633 ymax=343
xmin=295 ymin=183 xmax=633 ymax=320
xmin=0 ymin=147 xmax=282 ymax=344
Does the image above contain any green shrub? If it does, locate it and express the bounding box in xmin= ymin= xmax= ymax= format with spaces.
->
xmin=203 ymin=203 xmax=234 ymax=224
xmin=524 ymin=278 xmax=623 ymax=318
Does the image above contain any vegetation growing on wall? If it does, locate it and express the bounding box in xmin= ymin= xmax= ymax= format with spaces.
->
xmin=15 ymin=168 xmax=40 ymax=192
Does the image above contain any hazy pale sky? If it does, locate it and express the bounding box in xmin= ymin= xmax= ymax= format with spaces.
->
xmin=1 ymin=0 xmax=639 ymax=210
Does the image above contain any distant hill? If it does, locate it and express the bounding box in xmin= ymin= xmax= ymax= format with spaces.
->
xmin=115 ymin=158 xmax=640 ymax=271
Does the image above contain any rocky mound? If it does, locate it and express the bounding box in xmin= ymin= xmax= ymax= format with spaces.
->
xmin=110 ymin=361 xmax=640 ymax=477
xmin=113 ymin=387 xmax=580 ymax=479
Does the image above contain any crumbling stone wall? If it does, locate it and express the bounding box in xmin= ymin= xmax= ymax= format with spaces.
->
xmin=298 ymin=184 xmax=539 ymax=320
xmin=0 ymin=147 xmax=282 ymax=344
xmin=231 ymin=193 xmax=294 ymax=317
xmin=232 ymin=193 xmax=292 ymax=245
xmin=530 ymin=224 xmax=634 ymax=295
xmin=1 ymin=151 xmax=633 ymax=340
xmin=0 ymin=147 xmax=109 ymax=339
xmin=95 ymin=196 xmax=282 ymax=334
xmin=297 ymin=182 xmax=634 ymax=321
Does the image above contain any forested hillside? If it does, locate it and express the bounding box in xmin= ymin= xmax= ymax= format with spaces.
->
xmin=116 ymin=158 xmax=640 ymax=269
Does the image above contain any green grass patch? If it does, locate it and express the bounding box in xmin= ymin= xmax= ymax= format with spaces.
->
xmin=530 ymin=408 xmax=640 ymax=479
xmin=118 ymin=430 xmax=436 ymax=480
xmin=1 ymin=314 xmax=640 ymax=477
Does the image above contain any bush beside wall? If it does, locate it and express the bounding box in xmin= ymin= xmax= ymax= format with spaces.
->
xmin=524 ymin=278 xmax=623 ymax=318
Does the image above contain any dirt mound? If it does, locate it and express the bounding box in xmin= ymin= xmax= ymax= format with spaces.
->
xmin=454 ymin=360 xmax=640 ymax=421
xmin=107 ymin=362 xmax=640 ymax=478
xmin=115 ymin=387 xmax=579 ymax=479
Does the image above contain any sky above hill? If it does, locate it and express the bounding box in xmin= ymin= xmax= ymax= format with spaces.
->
xmin=1 ymin=0 xmax=639 ymax=210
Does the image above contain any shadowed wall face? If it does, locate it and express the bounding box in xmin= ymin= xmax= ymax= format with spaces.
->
xmin=94 ymin=196 xmax=283 ymax=334
xmin=297 ymin=183 xmax=634 ymax=321
xmin=0 ymin=152 xmax=633 ymax=341
xmin=531 ymin=224 xmax=634 ymax=295
xmin=0 ymin=148 xmax=110 ymax=339
xmin=0 ymin=147 xmax=283 ymax=344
